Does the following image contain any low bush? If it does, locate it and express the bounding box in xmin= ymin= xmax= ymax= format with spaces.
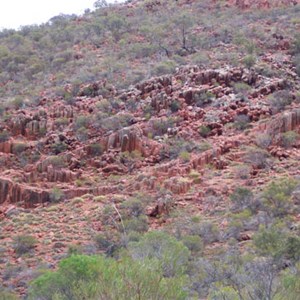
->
xmin=13 ymin=235 xmax=37 ymax=256
xmin=233 ymin=114 xmax=250 ymax=130
xmin=262 ymin=177 xmax=298 ymax=217
xmin=230 ymin=187 xmax=255 ymax=213
xmin=243 ymin=147 xmax=271 ymax=169
xmin=179 ymin=151 xmax=191 ymax=163
xmin=181 ymin=235 xmax=203 ymax=254
xmin=268 ymin=90 xmax=292 ymax=113
xmin=51 ymin=141 xmax=67 ymax=154
xmin=253 ymin=224 xmax=300 ymax=262
xmin=255 ymin=133 xmax=272 ymax=149
xmin=151 ymin=60 xmax=177 ymax=76
xmin=12 ymin=142 xmax=27 ymax=155
xmin=49 ymin=187 xmax=65 ymax=203
xmin=123 ymin=216 xmax=149 ymax=233
xmin=198 ymin=125 xmax=211 ymax=138
xmin=233 ymin=164 xmax=251 ymax=179
xmin=242 ymin=54 xmax=256 ymax=69
xmin=281 ymin=131 xmax=299 ymax=148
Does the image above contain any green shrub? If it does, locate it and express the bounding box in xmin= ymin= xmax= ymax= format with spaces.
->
xmin=67 ymin=244 xmax=83 ymax=256
xmin=181 ymin=235 xmax=203 ymax=253
xmin=120 ymin=198 xmax=145 ymax=218
xmin=253 ymin=224 xmax=300 ymax=262
xmin=230 ymin=187 xmax=254 ymax=212
xmin=281 ymin=131 xmax=299 ymax=148
xmin=179 ymin=151 xmax=190 ymax=163
xmin=198 ymin=125 xmax=211 ymax=138
xmin=151 ymin=60 xmax=177 ymax=76
xmin=194 ymin=91 xmax=214 ymax=108
xmin=128 ymin=231 xmax=190 ymax=277
xmin=233 ymin=114 xmax=250 ymax=130
xmin=233 ymin=164 xmax=251 ymax=179
xmin=191 ymin=221 xmax=219 ymax=244
xmin=94 ymin=234 xmax=114 ymax=252
xmin=123 ymin=215 xmax=149 ymax=233
xmin=292 ymin=34 xmax=300 ymax=55
xmin=49 ymin=187 xmax=64 ymax=203
xmin=11 ymin=97 xmax=24 ymax=109
xmin=74 ymin=115 xmax=90 ymax=130
xmin=151 ymin=117 xmax=177 ymax=137
xmin=54 ymin=117 xmax=69 ymax=127
xmin=13 ymin=235 xmax=37 ymax=256
xmin=242 ymin=54 xmax=256 ymax=69
xmin=233 ymin=82 xmax=251 ymax=94
xmin=51 ymin=141 xmax=67 ymax=154
xmin=280 ymin=263 xmax=300 ymax=299
xmin=285 ymin=236 xmax=300 ymax=262
xmin=75 ymin=127 xmax=89 ymax=141
xmin=29 ymin=254 xmax=187 ymax=300
xmin=262 ymin=178 xmax=298 ymax=217
xmin=170 ymin=100 xmax=181 ymax=113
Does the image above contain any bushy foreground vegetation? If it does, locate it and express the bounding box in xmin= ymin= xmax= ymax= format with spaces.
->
xmin=0 ymin=176 xmax=298 ymax=299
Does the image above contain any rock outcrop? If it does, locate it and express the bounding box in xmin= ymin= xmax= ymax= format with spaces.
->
xmin=0 ymin=177 xmax=50 ymax=208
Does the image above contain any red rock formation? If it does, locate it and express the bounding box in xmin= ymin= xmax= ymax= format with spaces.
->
xmin=0 ymin=141 xmax=13 ymax=154
xmin=260 ymin=108 xmax=300 ymax=136
xmin=0 ymin=177 xmax=50 ymax=208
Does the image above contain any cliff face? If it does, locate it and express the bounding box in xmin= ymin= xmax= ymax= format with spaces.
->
xmin=0 ymin=62 xmax=298 ymax=208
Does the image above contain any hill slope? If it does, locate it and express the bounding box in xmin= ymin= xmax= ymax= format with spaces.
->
xmin=0 ymin=0 xmax=300 ymax=298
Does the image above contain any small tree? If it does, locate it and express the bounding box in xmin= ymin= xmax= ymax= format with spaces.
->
xmin=262 ymin=178 xmax=298 ymax=217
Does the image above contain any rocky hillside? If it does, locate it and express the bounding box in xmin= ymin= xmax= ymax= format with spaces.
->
xmin=0 ymin=0 xmax=300 ymax=298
